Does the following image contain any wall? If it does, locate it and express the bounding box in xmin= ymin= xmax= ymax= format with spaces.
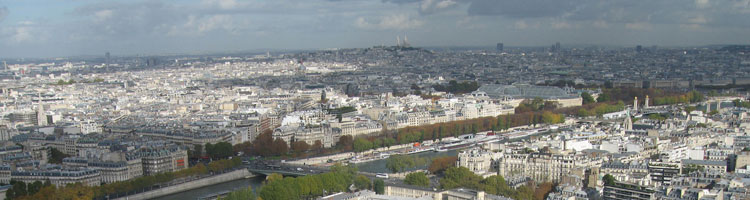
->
xmin=114 ymin=169 xmax=252 ymax=200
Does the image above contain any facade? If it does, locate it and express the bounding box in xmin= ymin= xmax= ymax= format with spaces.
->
xmin=457 ymin=148 xmax=494 ymax=177
xmin=498 ymin=152 xmax=602 ymax=183
xmin=137 ymin=146 xmax=188 ymax=176
xmin=648 ymin=162 xmax=681 ymax=186
xmin=11 ymin=168 xmax=101 ymax=187
xmin=603 ymin=183 xmax=654 ymax=200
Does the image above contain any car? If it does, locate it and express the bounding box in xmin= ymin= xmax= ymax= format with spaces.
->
xmin=297 ymin=168 xmax=304 ymax=171
xmin=376 ymin=173 xmax=389 ymax=178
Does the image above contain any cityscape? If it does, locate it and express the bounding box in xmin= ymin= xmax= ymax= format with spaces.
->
xmin=1 ymin=1 xmax=750 ymax=200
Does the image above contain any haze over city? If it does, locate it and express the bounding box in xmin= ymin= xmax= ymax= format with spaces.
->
xmin=1 ymin=0 xmax=750 ymax=57
xmin=3 ymin=1 xmax=750 ymax=200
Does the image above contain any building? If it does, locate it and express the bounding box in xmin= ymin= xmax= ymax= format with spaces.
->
xmin=10 ymin=168 xmax=101 ymax=187
xmin=476 ymin=84 xmax=582 ymax=108
xmin=457 ymin=148 xmax=494 ymax=177
xmin=137 ymin=146 xmax=188 ymax=176
xmin=602 ymin=182 xmax=654 ymax=200
xmin=648 ymin=162 xmax=681 ymax=186
xmin=496 ymin=43 xmax=504 ymax=52
xmin=498 ymin=151 xmax=602 ymax=183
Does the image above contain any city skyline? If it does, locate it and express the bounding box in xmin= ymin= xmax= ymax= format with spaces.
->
xmin=0 ymin=0 xmax=749 ymax=58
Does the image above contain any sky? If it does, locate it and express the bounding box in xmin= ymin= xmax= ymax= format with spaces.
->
xmin=0 ymin=0 xmax=749 ymax=58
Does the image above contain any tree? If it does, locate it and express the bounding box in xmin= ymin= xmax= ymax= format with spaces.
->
xmin=312 ymin=140 xmax=323 ymax=152
xmin=534 ymin=182 xmax=555 ymax=200
xmin=386 ymin=154 xmax=416 ymax=173
xmin=603 ymin=174 xmax=616 ymax=186
xmin=581 ymin=92 xmax=595 ymax=104
xmin=336 ymin=135 xmax=354 ymax=151
xmin=192 ymin=144 xmax=203 ymax=158
xmin=48 ymin=148 xmax=70 ymax=164
xmin=27 ymin=181 xmax=43 ymax=195
xmin=482 ymin=175 xmax=512 ymax=196
xmin=220 ymin=186 xmax=256 ymax=200
xmin=439 ymin=167 xmax=483 ymax=190
xmin=404 ymin=172 xmax=430 ymax=187
xmin=428 ymin=156 xmax=457 ymax=174
xmin=596 ymin=93 xmax=611 ymax=102
xmin=206 ymin=142 xmax=233 ymax=159
xmin=291 ymin=141 xmax=310 ymax=155
xmin=373 ymin=179 xmax=385 ymax=194
xmin=271 ymin=138 xmax=289 ymax=156
xmin=354 ymin=175 xmax=372 ymax=190
xmin=353 ymin=138 xmax=373 ymax=152
xmin=266 ymin=173 xmax=284 ymax=184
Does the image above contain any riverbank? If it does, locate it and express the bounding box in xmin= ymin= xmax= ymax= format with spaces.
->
xmin=114 ymin=169 xmax=253 ymax=200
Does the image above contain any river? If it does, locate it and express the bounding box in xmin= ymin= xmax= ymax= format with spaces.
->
xmin=153 ymin=176 xmax=266 ymax=200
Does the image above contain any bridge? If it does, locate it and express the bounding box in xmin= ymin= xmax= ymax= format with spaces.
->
xmin=245 ymin=163 xmax=331 ymax=177
xmin=245 ymin=164 xmax=382 ymax=179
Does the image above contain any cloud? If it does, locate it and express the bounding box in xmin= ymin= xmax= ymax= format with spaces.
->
xmin=467 ymin=0 xmax=582 ymax=18
xmin=625 ymin=22 xmax=651 ymax=30
xmin=695 ymin=0 xmax=710 ymax=9
xmin=0 ymin=6 xmax=7 ymax=23
xmin=420 ymin=0 xmax=458 ymax=14
xmin=593 ymin=20 xmax=608 ymax=28
xmin=356 ymin=14 xmax=424 ymax=30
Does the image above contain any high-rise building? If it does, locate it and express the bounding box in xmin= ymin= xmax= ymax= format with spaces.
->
xmin=555 ymin=42 xmax=561 ymax=51
xmin=496 ymin=43 xmax=504 ymax=51
xmin=37 ymin=94 xmax=48 ymax=127
xmin=105 ymin=52 xmax=111 ymax=70
xmin=636 ymin=45 xmax=643 ymax=52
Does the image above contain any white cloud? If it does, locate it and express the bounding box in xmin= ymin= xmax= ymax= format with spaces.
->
xmin=420 ymin=0 xmax=457 ymax=14
xmin=593 ymin=20 xmax=608 ymax=28
xmin=514 ymin=20 xmax=528 ymax=29
xmin=94 ymin=10 xmax=113 ymax=22
xmin=0 ymin=7 xmax=8 ymax=23
xmin=696 ymin=0 xmax=710 ymax=9
xmin=551 ymin=21 xmax=571 ymax=29
xmin=625 ymin=22 xmax=651 ymax=30
xmin=356 ymin=14 xmax=424 ymax=30
xmin=688 ymin=14 xmax=708 ymax=24
xmin=202 ymin=0 xmax=241 ymax=10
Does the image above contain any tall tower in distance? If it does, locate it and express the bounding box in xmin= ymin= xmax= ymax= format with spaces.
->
xmin=644 ymin=95 xmax=649 ymax=109
xmin=36 ymin=93 xmax=48 ymax=127
xmin=496 ymin=43 xmax=504 ymax=52
xmin=555 ymin=42 xmax=561 ymax=52
xmin=633 ymin=96 xmax=638 ymax=113
xmin=105 ymin=52 xmax=111 ymax=71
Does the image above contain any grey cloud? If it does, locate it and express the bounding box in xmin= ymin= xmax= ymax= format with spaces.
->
xmin=460 ymin=0 xmax=750 ymax=28
xmin=467 ymin=0 xmax=582 ymax=18
xmin=72 ymin=2 xmax=186 ymax=38
xmin=0 ymin=6 xmax=8 ymax=23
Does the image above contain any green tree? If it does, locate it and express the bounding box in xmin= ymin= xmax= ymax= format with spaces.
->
xmin=581 ymin=92 xmax=595 ymax=104
xmin=373 ymin=179 xmax=385 ymax=194
xmin=353 ymin=138 xmax=373 ymax=152
xmin=265 ymin=173 xmax=284 ymax=184
xmin=603 ymin=174 xmax=616 ymax=186
xmin=205 ymin=142 xmax=233 ymax=159
xmin=354 ymin=175 xmax=372 ymax=190
xmin=439 ymin=167 xmax=483 ymax=190
xmin=192 ymin=144 xmax=203 ymax=158
xmin=220 ymin=186 xmax=256 ymax=200
xmin=404 ymin=172 xmax=430 ymax=187
xmin=48 ymin=148 xmax=70 ymax=164
xmin=386 ymin=154 xmax=416 ymax=173
xmin=482 ymin=175 xmax=512 ymax=196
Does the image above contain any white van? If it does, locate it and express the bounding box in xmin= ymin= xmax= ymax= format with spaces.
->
xmin=376 ymin=173 xmax=389 ymax=178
